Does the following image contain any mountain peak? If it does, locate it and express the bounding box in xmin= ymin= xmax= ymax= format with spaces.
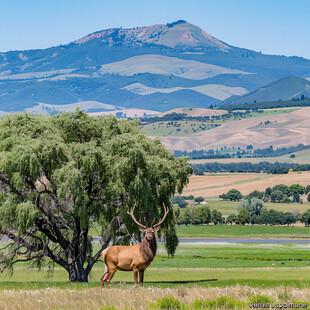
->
xmin=75 ymin=21 xmax=231 ymax=51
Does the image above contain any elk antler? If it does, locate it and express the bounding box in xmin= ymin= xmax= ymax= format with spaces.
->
xmin=127 ymin=204 xmax=147 ymax=230
xmin=152 ymin=203 xmax=169 ymax=228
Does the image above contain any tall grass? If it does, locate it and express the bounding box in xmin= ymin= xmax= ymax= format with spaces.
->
xmin=0 ymin=286 xmax=309 ymax=310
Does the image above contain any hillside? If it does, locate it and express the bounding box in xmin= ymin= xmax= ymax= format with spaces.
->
xmin=224 ymin=76 xmax=310 ymax=105
xmin=0 ymin=21 xmax=310 ymax=113
xmin=160 ymin=107 xmax=310 ymax=151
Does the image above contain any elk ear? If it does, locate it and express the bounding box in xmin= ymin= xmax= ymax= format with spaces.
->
xmin=153 ymin=226 xmax=160 ymax=232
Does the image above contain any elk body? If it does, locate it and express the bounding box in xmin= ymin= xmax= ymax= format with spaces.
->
xmin=100 ymin=203 xmax=168 ymax=289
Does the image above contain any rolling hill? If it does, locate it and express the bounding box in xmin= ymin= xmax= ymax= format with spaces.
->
xmin=160 ymin=107 xmax=310 ymax=151
xmin=1 ymin=20 xmax=310 ymax=113
xmin=224 ymin=76 xmax=310 ymax=105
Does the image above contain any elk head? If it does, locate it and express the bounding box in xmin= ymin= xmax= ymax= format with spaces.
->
xmin=127 ymin=203 xmax=169 ymax=241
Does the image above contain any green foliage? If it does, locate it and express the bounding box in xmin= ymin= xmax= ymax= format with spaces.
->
xmin=192 ymin=206 xmax=211 ymax=225
xmin=248 ymin=190 xmax=264 ymax=200
xmin=300 ymin=209 xmax=310 ymax=227
xmin=211 ymin=209 xmax=222 ymax=225
xmin=194 ymin=296 xmax=247 ymax=309
xmin=250 ymin=294 xmax=274 ymax=304
xmin=237 ymin=197 xmax=263 ymax=216
xmin=226 ymin=213 xmax=237 ymax=225
xmin=164 ymin=224 xmax=179 ymax=258
xmin=237 ymin=208 xmax=250 ymax=225
xmin=272 ymin=167 xmax=289 ymax=174
xmin=290 ymin=184 xmax=305 ymax=195
xmin=0 ymin=110 xmax=192 ymax=281
xmin=178 ymin=207 xmax=192 ymax=226
xmin=270 ymin=190 xmax=284 ymax=203
xmin=148 ymin=297 xmax=185 ymax=310
xmin=170 ymin=196 xmax=188 ymax=208
xmin=194 ymin=196 xmax=204 ymax=203
xmin=221 ymin=189 xmax=242 ymax=201
xmin=272 ymin=184 xmax=291 ymax=196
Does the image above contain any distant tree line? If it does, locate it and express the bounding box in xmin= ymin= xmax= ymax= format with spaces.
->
xmin=175 ymin=144 xmax=309 ymax=160
xmin=176 ymin=205 xmax=223 ymax=226
xmin=220 ymin=184 xmax=310 ymax=204
xmin=174 ymin=149 xmax=233 ymax=159
xmin=218 ymin=98 xmax=310 ymax=112
xmin=222 ymin=187 xmax=310 ymax=226
xmin=140 ymin=112 xmax=230 ymax=125
xmin=172 ymin=185 xmax=310 ymax=226
xmin=253 ymin=144 xmax=309 ymax=157
xmin=191 ymin=161 xmax=299 ymax=173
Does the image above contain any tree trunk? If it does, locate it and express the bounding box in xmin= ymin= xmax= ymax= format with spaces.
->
xmin=68 ymin=262 xmax=88 ymax=282
xmin=67 ymin=250 xmax=89 ymax=282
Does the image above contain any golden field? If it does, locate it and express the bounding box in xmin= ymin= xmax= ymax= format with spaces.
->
xmin=183 ymin=171 xmax=310 ymax=198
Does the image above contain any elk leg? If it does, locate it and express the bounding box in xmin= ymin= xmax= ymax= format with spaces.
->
xmin=100 ymin=270 xmax=109 ymax=289
xmin=139 ymin=270 xmax=144 ymax=288
xmin=106 ymin=268 xmax=117 ymax=288
xmin=133 ymin=267 xmax=138 ymax=286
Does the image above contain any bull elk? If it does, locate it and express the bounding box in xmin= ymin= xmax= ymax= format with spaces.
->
xmin=100 ymin=203 xmax=168 ymax=288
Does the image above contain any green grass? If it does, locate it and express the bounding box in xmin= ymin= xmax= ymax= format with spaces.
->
xmin=2 ymin=268 xmax=310 ymax=289
xmin=1 ymin=242 xmax=310 ymax=289
xmin=177 ymin=224 xmax=310 ymax=239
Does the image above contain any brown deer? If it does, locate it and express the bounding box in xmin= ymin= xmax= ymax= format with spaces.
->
xmin=100 ymin=203 xmax=168 ymax=289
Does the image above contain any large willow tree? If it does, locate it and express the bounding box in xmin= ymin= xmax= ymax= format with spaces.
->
xmin=0 ymin=110 xmax=192 ymax=282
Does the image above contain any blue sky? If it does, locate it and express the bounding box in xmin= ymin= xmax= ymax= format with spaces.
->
xmin=1 ymin=0 xmax=309 ymax=59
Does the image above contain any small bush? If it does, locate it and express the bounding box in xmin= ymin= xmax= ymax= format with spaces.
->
xmin=250 ymin=294 xmax=274 ymax=304
xmin=148 ymin=297 xmax=185 ymax=310
xmin=194 ymin=296 xmax=247 ymax=309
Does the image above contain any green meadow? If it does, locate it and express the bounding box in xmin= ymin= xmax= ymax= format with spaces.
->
xmin=1 ymin=242 xmax=310 ymax=289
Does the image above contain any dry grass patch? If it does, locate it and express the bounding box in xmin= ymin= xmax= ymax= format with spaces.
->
xmin=184 ymin=172 xmax=310 ymax=197
xmin=0 ymin=286 xmax=309 ymax=310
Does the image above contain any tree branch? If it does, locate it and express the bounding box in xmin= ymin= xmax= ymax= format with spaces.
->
xmin=35 ymin=194 xmax=70 ymax=250
xmin=85 ymin=216 xmax=122 ymax=274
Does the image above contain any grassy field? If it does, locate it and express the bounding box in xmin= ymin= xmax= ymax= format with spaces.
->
xmin=141 ymin=108 xmax=299 ymax=138
xmin=184 ymin=172 xmax=310 ymax=197
xmin=1 ymin=243 xmax=310 ymax=288
xmin=176 ymin=225 xmax=310 ymax=239
xmin=191 ymin=200 xmax=310 ymax=217
xmin=1 ymin=243 xmax=310 ymax=308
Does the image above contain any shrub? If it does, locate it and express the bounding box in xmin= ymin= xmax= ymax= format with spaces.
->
xmin=148 ymin=297 xmax=185 ymax=310
xmin=250 ymin=294 xmax=274 ymax=304
xmin=194 ymin=296 xmax=247 ymax=309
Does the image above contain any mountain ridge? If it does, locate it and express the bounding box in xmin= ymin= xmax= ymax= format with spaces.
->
xmin=75 ymin=21 xmax=231 ymax=51
xmin=0 ymin=21 xmax=310 ymax=113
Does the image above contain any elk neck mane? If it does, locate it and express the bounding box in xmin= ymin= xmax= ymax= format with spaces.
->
xmin=140 ymin=236 xmax=157 ymax=262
